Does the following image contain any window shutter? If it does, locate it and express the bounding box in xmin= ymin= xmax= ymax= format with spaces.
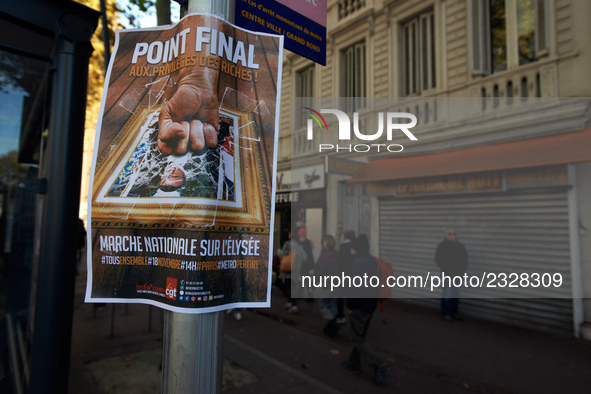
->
xmin=469 ymin=0 xmax=491 ymax=75
xmin=295 ymin=66 xmax=315 ymax=129
xmin=355 ymin=42 xmax=366 ymax=108
xmin=535 ymin=0 xmax=549 ymax=57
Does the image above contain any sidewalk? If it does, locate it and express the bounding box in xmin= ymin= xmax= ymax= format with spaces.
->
xmin=246 ymin=293 xmax=591 ymax=393
xmin=69 ymin=271 xmax=591 ymax=393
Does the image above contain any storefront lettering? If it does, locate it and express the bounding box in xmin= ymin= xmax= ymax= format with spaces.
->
xmin=368 ymin=172 xmax=505 ymax=197
xmin=276 ymin=192 xmax=299 ymax=203
xmin=506 ymin=166 xmax=567 ymax=185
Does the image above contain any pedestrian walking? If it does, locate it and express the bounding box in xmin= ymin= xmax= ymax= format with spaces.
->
xmin=298 ymin=226 xmax=316 ymax=302
xmin=336 ymin=230 xmax=355 ymax=324
xmin=342 ymin=234 xmax=390 ymax=385
xmin=314 ymin=235 xmax=341 ymax=338
xmin=435 ymin=227 xmax=468 ymax=321
xmin=277 ymin=231 xmax=307 ymax=314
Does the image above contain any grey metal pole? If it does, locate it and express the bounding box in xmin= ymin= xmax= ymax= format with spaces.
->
xmin=187 ymin=0 xmax=235 ymax=18
xmin=161 ymin=312 xmax=225 ymax=393
xmin=161 ymin=1 xmax=234 ymax=393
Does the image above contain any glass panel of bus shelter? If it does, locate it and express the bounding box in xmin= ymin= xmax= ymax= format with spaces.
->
xmin=0 ymin=47 xmax=49 ymax=364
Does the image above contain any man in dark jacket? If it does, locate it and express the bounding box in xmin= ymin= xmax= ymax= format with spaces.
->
xmin=298 ymin=227 xmax=315 ymax=301
xmin=336 ymin=230 xmax=355 ymax=324
xmin=343 ymin=234 xmax=389 ymax=385
xmin=435 ymin=227 xmax=468 ymax=321
xmin=315 ymin=235 xmax=341 ymax=337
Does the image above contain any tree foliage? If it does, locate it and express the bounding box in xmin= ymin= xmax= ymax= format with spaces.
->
xmin=0 ymin=52 xmax=24 ymax=94
xmin=0 ymin=150 xmax=28 ymax=193
xmin=123 ymin=0 xmax=156 ymax=27
xmin=73 ymin=0 xmax=121 ymax=149
xmin=121 ymin=0 xmax=173 ymax=28
xmin=73 ymin=0 xmax=174 ymax=152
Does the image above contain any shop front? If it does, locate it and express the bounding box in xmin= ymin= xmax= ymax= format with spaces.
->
xmin=275 ymin=164 xmax=325 ymax=254
xmin=350 ymin=128 xmax=591 ymax=336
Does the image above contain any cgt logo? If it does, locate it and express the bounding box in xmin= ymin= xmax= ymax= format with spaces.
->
xmin=166 ymin=277 xmax=177 ymax=300
xmin=304 ymin=108 xmax=418 ymax=153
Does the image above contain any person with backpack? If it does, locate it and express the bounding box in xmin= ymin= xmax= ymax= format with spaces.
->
xmin=314 ymin=235 xmax=341 ymax=338
xmin=297 ymin=226 xmax=316 ymax=302
xmin=342 ymin=234 xmax=390 ymax=385
xmin=276 ymin=231 xmax=307 ymax=314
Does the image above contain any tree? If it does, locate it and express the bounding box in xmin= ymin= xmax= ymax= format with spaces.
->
xmin=0 ymin=52 xmax=25 ymax=94
xmin=72 ymin=0 xmax=120 ymax=215
xmin=0 ymin=150 xmax=28 ymax=194
xmin=73 ymin=0 xmax=177 ymax=215
xmin=123 ymin=0 xmax=174 ymax=27
xmin=73 ymin=0 xmax=120 ymax=138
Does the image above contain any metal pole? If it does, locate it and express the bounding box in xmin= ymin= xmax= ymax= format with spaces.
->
xmin=28 ymin=11 xmax=95 ymax=394
xmin=186 ymin=0 xmax=235 ymax=18
xmin=162 ymin=312 xmax=225 ymax=392
xmin=161 ymin=2 xmax=234 ymax=393
xmin=148 ymin=305 xmax=153 ymax=332
xmin=99 ymin=0 xmax=111 ymax=69
xmin=110 ymin=304 xmax=116 ymax=339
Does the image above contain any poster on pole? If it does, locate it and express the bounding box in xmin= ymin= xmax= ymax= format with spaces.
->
xmin=85 ymin=13 xmax=283 ymax=313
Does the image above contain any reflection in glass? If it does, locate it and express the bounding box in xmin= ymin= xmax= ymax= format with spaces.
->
xmin=490 ymin=0 xmax=507 ymax=73
xmin=0 ymin=48 xmax=49 ymax=322
xmin=517 ymin=0 xmax=536 ymax=65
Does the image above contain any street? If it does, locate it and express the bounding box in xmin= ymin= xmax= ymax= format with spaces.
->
xmin=69 ymin=268 xmax=591 ymax=393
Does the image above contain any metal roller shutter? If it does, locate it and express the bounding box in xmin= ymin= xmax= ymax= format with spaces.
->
xmin=379 ymin=188 xmax=573 ymax=335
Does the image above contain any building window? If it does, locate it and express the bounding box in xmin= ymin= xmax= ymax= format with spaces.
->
xmin=401 ymin=9 xmax=436 ymax=96
xmin=340 ymin=41 xmax=366 ymax=111
xmin=471 ymin=0 xmax=549 ymax=75
xmin=295 ymin=65 xmax=314 ymax=129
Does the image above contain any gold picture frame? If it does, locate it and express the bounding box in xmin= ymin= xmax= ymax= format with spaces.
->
xmin=91 ymin=105 xmax=270 ymax=232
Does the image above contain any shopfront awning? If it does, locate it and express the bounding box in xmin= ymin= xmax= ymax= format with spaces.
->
xmin=349 ymin=127 xmax=591 ymax=183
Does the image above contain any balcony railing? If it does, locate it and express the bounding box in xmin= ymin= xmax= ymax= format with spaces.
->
xmin=290 ymin=95 xmax=589 ymax=159
xmin=338 ymin=0 xmax=367 ymax=21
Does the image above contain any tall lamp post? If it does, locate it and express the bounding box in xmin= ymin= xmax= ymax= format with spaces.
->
xmin=160 ymin=1 xmax=235 ymax=393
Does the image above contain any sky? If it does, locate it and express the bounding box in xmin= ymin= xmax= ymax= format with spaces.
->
xmin=117 ymin=0 xmax=180 ymax=28
xmin=0 ymin=87 xmax=26 ymax=157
